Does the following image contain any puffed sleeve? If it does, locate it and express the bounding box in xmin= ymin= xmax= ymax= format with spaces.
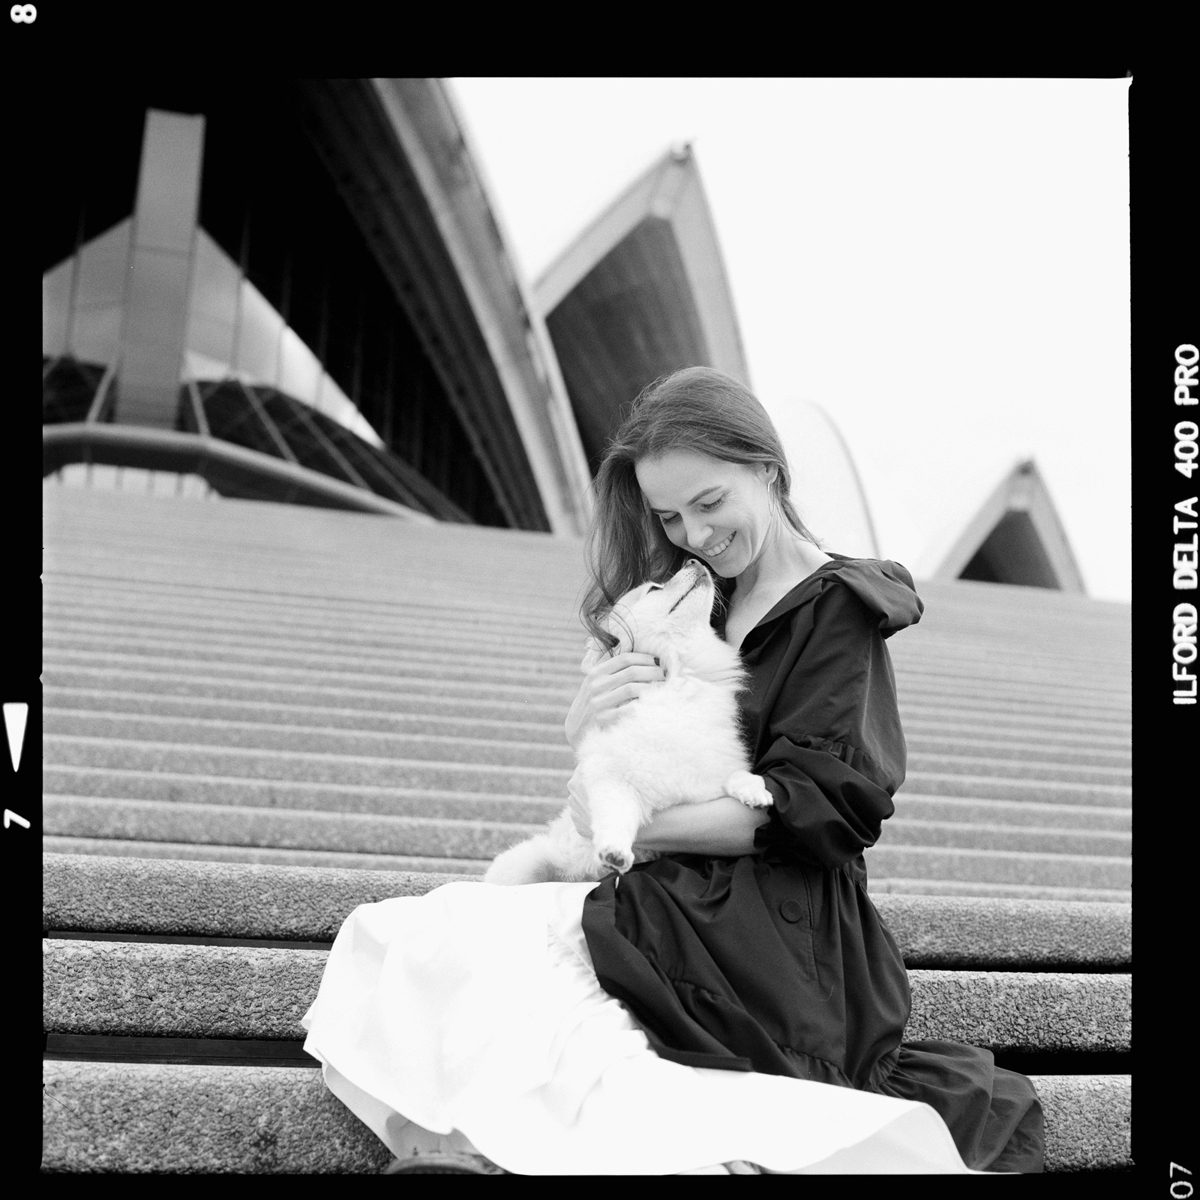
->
xmin=748 ymin=579 xmax=908 ymax=869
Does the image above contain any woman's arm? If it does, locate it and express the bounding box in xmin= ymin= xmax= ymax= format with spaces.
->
xmin=632 ymin=797 xmax=771 ymax=857
xmin=749 ymin=581 xmax=909 ymax=868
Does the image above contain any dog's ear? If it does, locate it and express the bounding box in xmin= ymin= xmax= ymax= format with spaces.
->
xmin=580 ymin=637 xmax=607 ymax=672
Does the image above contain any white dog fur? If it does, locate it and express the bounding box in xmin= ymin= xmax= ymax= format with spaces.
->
xmin=484 ymin=558 xmax=773 ymax=885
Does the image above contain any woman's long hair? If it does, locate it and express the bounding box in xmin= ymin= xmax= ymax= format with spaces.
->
xmin=581 ymin=366 xmax=819 ymax=651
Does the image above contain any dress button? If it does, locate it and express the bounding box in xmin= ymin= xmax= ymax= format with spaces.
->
xmin=779 ymin=899 xmax=806 ymax=923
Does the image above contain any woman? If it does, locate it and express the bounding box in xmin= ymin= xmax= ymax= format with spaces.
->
xmin=301 ymin=367 xmax=1044 ymax=1174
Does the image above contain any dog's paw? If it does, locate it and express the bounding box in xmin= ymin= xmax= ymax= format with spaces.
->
xmin=595 ymin=845 xmax=635 ymax=875
xmin=724 ymin=770 xmax=773 ymax=809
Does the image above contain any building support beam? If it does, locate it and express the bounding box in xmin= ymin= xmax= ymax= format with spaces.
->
xmin=117 ymin=111 xmax=205 ymax=430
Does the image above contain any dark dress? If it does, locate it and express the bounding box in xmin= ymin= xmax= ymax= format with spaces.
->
xmin=580 ymin=553 xmax=1045 ymax=1173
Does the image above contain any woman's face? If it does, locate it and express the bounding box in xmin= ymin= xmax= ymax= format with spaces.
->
xmin=634 ymin=449 xmax=775 ymax=579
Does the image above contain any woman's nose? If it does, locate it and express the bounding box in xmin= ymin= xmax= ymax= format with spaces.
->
xmin=684 ymin=518 xmax=714 ymax=550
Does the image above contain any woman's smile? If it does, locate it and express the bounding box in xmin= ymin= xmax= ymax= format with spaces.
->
xmin=701 ymin=531 xmax=736 ymax=559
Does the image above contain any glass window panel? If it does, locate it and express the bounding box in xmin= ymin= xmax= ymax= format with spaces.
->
xmin=42 ymin=359 xmax=104 ymax=425
xmin=204 ymin=384 xmax=285 ymax=459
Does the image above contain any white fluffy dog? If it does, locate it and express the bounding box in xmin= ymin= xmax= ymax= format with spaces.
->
xmin=484 ymin=558 xmax=773 ymax=885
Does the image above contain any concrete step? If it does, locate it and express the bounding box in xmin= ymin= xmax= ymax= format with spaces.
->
xmin=895 ymin=678 xmax=1127 ymax=717
xmin=42 ymin=493 xmax=575 ymax=551
xmin=42 ymin=565 xmax=1128 ymax=642
xmin=866 ymin=876 xmax=1131 ymax=904
xmin=898 ymin=771 xmax=1128 ymax=806
xmin=41 ymin=853 xmax=1133 ymax=968
xmin=893 ymin=631 xmax=1125 ymax=674
xmin=45 ymin=647 xmax=575 ymax=705
xmin=52 ymin=571 xmax=1102 ymax=640
xmin=42 ymin=735 xmax=1132 ymax=808
xmin=42 ymin=792 xmax=1130 ymax=860
xmin=44 ymin=488 xmax=1124 ymax=601
xmin=43 ymin=937 xmax=1130 ymax=1053
xmin=43 ymin=597 xmax=587 ymax=652
xmin=43 ymin=603 xmax=1130 ymax=693
xmin=41 ymin=709 xmax=1134 ymax=786
xmin=42 ymin=837 xmax=1132 ymax=901
xmin=43 ymin=653 xmax=1134 ymax=745
xmin=41 ymin=763 xmax=1134 ymax=833
xmin=45 ymin=572 xmax=1131 ymax=656
xmin=904 ymin=623 xmax=1129 ymax=655
xmin=43 ymin=835 xmax=486 ymax=876
xmin=44 ymin=567 xmax=1131 ymax=649
xmin=880 ymin=818 xmax=1128 ymax=857
xmin=865 ymin=843 xmax=1128 ymax=892
xmin=41 ymin=486 xmax=1134 ymax=912
xmin=43 ymin=711 xmax=577 ymax=773
xmin=43 ymin=628 xmax=582 ymax=684
xmin=44 ymin=552 xmax=584 ymax=610
xmin=42 ymin=607 xmax=582 ymax=657
xmin=43 ymin=764 xmax=569 ymax=822
xmin=39 ymin=1060 xmax=1130 ymax=1173
xmin=900 ymin=712 xmax=1130 ymax=753
xmin=40 ymin=797 xmax=1132 ymax=892
xmin=44 ymin=619 xmax=1132 ymax=710
xmin=45 ymin=667 xmax=571 ymax=725
xmin=43 ymin=662 xmax=1134 ymax=743
xmin=41 ymin=498 xmax=583 ymax=557
xmin=42 ymin=633 xmax=1131 ymax=718
xmin=43 ymin=485 xmax=1130 ymax=602
xmin=44 ymin=796 xmax=526 ymax=863
xmin=43 ymin=734 xmax=572 ymax=795
xmin=43 ymin=688 xmax=1134 ymax=769
xmin=43 ymin=554 xmax=583 ymax=602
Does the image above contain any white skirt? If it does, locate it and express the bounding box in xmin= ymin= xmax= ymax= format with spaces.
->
xmin=300 ymin=880 xmax=986 ymax=1175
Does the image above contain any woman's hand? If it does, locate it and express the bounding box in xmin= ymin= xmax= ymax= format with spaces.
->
xmin=564 ymin=651 xmax=666 ymax=750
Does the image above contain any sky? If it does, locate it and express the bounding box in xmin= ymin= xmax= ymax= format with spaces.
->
xmin=447 ymin=76 xmax=1132 ymax=603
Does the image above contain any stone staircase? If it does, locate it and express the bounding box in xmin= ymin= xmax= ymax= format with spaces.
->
xmin=41 ymin=483 xmax=1132 ymax=1173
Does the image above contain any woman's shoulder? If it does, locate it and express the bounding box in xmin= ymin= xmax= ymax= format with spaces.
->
xmin=780 ymin=553 xmax=925 ymax=639
xmin=818 ymin=553 xmax=924 ymax=637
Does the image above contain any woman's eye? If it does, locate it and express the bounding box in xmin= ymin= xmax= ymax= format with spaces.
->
xmin=658 ymin=495 xmax=722 ymax=526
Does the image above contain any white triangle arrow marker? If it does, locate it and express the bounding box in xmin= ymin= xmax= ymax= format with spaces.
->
xmin=3 ymin=703 xmax=28 ymax=773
